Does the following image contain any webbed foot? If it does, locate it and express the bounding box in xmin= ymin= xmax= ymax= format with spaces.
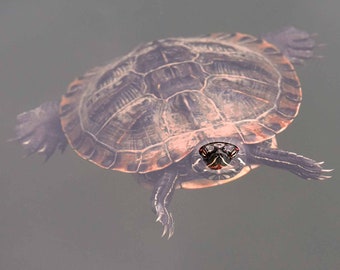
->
xmin=11 ymin=101 xmax=67 ymax=160
xmin=150 ymin=171 xmax=178 ymax=238
xmin=262 ymin=26 xmax=318 ymax=65
xmin=155 ymin=202 xmax=175 ymax=238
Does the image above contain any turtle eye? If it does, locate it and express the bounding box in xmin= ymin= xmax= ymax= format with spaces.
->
xmin=227 ymin=146 xmax=239 ymax=158
xmin=221 ymin=143 xmax=239 ymax=158
xmin=199 ymin=147 xmax=207 ymax=157
xmin=199 ymin=144 xmax=215 ymax=157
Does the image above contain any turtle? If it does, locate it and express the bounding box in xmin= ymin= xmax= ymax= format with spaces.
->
xmin=13 ymin=26 xmax=332 ymax=238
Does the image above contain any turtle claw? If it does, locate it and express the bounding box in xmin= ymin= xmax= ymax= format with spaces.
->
xmin=155 ymin=203 xmax=175 ymax=239
xmin=316 ymin=168 xmax=334 ymax=180
xmin=316 ymin=161 xmax=325 ymax=165
xmin=307 ymin=164 xmax=333 ymax=180
xmin=322 ymin=168 xmax=334 ymax=173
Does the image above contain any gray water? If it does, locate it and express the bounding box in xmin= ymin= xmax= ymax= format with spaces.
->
xmin=1 ymin=0 xmax=339 ymax=269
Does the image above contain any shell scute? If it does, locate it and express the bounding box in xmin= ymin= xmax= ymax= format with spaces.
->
xmin=114 ymin=151 xmax=141 ymax=172
xmin=144 ymin=62 xmax=207 ymax=99
xmin=135 ymin=44 xmax=195 ymax=73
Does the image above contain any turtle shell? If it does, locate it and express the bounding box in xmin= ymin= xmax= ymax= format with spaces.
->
xmin=59 ymin=32 xmax=301 ymax=173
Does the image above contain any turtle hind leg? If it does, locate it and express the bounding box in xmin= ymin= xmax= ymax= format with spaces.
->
xmin=261 ymin=26 xmax=317 ymax=65
xmin=248 ymin=142 xmax=332 ymax=180
xmin=11 ymin=101 xmax=68 ymax=161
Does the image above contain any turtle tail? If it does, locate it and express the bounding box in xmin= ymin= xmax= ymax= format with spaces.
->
xmin=11 ymin=101 xmax=68 ymax=161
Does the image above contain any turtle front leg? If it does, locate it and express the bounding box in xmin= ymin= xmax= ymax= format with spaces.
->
xmin=261 ymin=26 xmax=317 ymax=65
xmin=151 ymin=171 xmax=178 ymax=238
xmin=248 ymin=141 xmax=332 ymax=180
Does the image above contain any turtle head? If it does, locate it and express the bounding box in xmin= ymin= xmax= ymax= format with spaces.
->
xmin=191 ymin=138 xmax=250 ymax=183
xmin=198 ymin=142 xmax=239 ymax=170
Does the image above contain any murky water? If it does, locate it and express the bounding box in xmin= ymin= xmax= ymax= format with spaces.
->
xmin=1 ymin=0 xmax=339 ymax=269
